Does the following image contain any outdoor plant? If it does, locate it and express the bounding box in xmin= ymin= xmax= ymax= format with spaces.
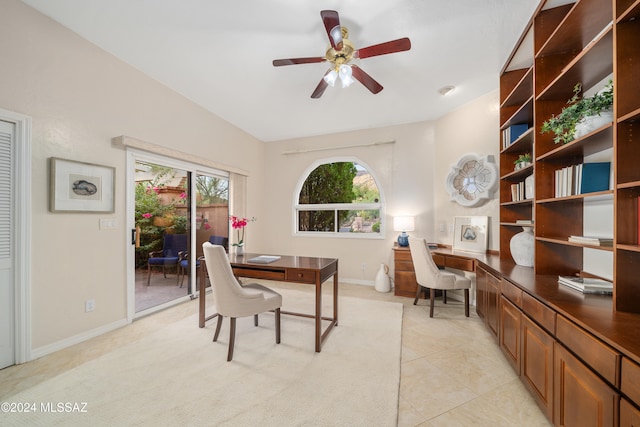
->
xmin=541 ymin=80 xmax=613 ymax=145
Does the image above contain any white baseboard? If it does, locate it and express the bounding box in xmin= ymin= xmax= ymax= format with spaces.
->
xmin=30 ymin=318 xmax=129 ymax=361
xmin=341 ymin=278 xmax=374 ymax=286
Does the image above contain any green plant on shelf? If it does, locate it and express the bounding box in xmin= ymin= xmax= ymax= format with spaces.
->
xmin=540 ymin=80 xmax=613 ymax=145
xmin=514 ymin=153 xmax=532 ymax=169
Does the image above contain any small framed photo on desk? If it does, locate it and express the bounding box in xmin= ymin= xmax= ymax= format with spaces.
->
xmin=453 ymin=216 xmax=488 ymax=253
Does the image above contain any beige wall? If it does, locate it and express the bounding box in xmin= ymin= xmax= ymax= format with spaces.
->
xmin=2 ymin=0 xmax=500 ymax=358
xmin=260 ymin=91 xmax=500 ymax=282
xmin=1 ymin=0 xmax=264 ymax=352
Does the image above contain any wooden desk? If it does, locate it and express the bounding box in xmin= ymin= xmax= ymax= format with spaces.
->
xmin=199 ymin=253 xmax=339 ymax=353
xmin=392 ymin=246 xmax=476 ymax=297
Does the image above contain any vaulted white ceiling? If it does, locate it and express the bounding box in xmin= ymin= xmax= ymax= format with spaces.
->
xmin=20 ymin=0 xmax=540 ymax=142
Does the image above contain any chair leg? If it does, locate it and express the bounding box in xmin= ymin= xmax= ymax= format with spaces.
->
xmin=413 ymin=284 xmax=422 ymax=305
xmin=429 ymin=288 xmax=435 ymax=318
xmin=464 ymin=289 xmax=470 ymax=317
xmin=443 ymin=290 xmax=447 ymax=304
xmin=254 ymin=314 xmax=259 ymax=327
xmin=213 ymin=315 xmax=223 ymax=342
xmin=275 ymin=308 xmax=281 ymax=344
xmin=227 ymin=317 xmax=236 ymax=362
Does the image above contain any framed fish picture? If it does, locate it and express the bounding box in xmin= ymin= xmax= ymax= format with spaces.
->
xmin=49 ymin=157 xmax=115 ymax=213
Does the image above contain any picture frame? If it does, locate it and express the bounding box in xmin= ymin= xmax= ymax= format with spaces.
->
xmin=453 ymin=216 xmax=488 ymax=253
xmin=49 ymin=157 xmax=115 ymax=213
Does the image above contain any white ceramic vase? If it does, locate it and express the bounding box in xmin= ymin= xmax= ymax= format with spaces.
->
xmin=510 ymin=227 xmax=534 ymax=267
xmin=574 ymin=110 xmax=613 ymax=139
xmin=235 ymin=245 xmax=244 ymax=256
xmin=374 ymin=264 xmax=391 ymax=293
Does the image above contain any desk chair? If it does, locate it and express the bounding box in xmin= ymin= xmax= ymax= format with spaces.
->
xmin=202 ymin=242 xmax=282 ymax=361
xmin=408 ymin=236 xmax=471 ymax=318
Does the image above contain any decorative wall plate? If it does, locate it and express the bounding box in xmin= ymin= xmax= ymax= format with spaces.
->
xmin=445 ymin=154 xmax=498 ymax=207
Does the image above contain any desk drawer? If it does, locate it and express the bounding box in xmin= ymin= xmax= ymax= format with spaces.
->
xmin=445 ymin=257 xmax=474 ymax=271
xmin=501 ymin=279 xmax=523 ymax=307
xmin=432 ymin=254 xmax=445 ymax=267
xmin=233 ymin=268 xmax=285 ymax=281
xmin=394 ymin=250 xmax=412 ymax=262
xmin=286 ymin=268 xmax=317 ymax=284
xmin=395 ymin=260 xmax=414 ymax=272
xmin=522 ymin=292 xmax=556 ymax=334
xmin=556 ymin=315 xmax=620 ymax=387
xmin=621 ymin=357 xmax=640 ymax=404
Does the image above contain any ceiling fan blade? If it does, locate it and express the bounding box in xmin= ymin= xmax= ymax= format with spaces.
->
xmin=273 ymin=57 xmax=326 ymax=67
xmin=354 ymin=37 xmax=411 ymax=59
xmin=321 ymin=10 xmax=343 ymax=51
xmin=311 ymin=70 xmax=331 ymax=99
xmin=351 ymin=65 xmax=383 ymax=94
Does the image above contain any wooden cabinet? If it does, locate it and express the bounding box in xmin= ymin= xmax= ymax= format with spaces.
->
xmin=392 ymin=246 xmax=418 ymax=298
xmin=486 ymin=270 xmax=500 ymax=341
xmin=500 ymin=295 xmax=522 ymax=374
xmin=620 ymin=398 xmax=640 ymax=427
xmin=522 ymin=314 xmax=554 ymax=421
xmin=554 ymin=342 xmax=619 ymax=427
xmin=476 ymin=265 xmax=487 ymax=319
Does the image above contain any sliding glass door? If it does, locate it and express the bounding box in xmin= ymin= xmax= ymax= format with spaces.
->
xmin=128 ymin=150 xmax=229 ymax=318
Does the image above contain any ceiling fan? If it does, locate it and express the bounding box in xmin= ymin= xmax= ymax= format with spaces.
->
xmin=272 ymin=10 xmax=411 ymax=99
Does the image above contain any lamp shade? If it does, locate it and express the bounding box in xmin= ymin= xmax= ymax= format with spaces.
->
xmin=393 ymin=216 xmax=415 ymax=232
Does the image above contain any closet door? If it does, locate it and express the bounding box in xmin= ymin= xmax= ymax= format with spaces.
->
xmin=0 ymin=120 xmax=15 ymax=369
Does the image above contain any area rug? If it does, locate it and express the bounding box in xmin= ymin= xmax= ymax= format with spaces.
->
xmin=3 ymin=288 xmax=403 ymax=426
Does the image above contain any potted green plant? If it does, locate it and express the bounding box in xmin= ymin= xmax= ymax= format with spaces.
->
xmin=541 ymin=80 xmax=613 ymax=144
xmin=514 ymin=153 xmax=532 ymax=170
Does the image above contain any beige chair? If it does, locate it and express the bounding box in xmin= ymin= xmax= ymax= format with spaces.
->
xmin=408 ymin=236 xmax=471 ymax=318
xmin=202 ymin=242 xmax=282 ymax=361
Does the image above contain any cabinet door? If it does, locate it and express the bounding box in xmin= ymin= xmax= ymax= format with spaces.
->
xmin=500 ymin=295 xmax=521 ymax=375
xmin=554 ymin=343 xmax=618 ymax=427
xmin=486 ymin=271 xmax=500 ymax=341
xmin=476 ymin=266 xmax=487 ymax=319
xmin=522 ymin=315 xmax=554 ymax=421
xmin=620 ymin=398 xmax=640 ymax=427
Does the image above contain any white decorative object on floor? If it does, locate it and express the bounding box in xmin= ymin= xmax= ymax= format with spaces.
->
xmin=374 ymin=264 xmax=391 ymax=292
xmin=510 ymin=226 xmax=534 ymax=267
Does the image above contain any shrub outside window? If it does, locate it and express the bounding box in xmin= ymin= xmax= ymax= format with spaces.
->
xmin=295 ymin=160 xmax=383 ymax=237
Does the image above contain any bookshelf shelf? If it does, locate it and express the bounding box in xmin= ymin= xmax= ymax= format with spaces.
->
xmin=617 ymin=244 xmax=640 ymax=253
xmin=536 ymin=236 xmax=614 ymax=251
xmin=536 ymin=124 xmax=613 ymax=161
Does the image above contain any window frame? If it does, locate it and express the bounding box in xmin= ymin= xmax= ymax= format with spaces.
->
xmin=293 ymin=157 xmax=385 ymax=239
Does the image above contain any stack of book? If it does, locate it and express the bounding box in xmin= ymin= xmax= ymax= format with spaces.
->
xmin=554 ymin=162 xmax=611 ymax=198
xmin=558 ymin=276 xmax=613 ymax=294
xmin=501 ymin=124 xmax=529 ymax=149
xmin=516 ymin=219 xmax=533 ymax=225
xmin=567 ymin=235 xmax=613 ymax=246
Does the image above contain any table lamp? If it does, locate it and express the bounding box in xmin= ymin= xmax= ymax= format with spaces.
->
xmin=394 ymin=216 xmax=415 ymax=247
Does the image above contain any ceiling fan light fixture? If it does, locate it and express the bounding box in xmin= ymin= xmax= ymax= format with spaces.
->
xmin=324 ymin=69 xmax=338 ymax=87
xmin=338 ymin=64 xmax=354 ymax=88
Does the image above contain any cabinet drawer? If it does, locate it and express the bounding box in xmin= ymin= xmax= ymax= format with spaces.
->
xmin=621 ymin=397 xmax=640 ymax=427
xmin=395 ymin=260 xmax=414 ymax=272
xmin=556 ymin=315 xmax=621 ymax=387
xmin=522 ymin=292 xmax=556 ymax=334
xmin=621 ymin=357 xmax=640 ymax=405
xmin=285 ymin=268 xmax=317 ymax=284
xmin=501 ymin=279 xmax=522 ymax=307
xmin=445 ymin=256 xmax=474 ymax=271
xmin=394 ymin=250 xmax=412 ymax=262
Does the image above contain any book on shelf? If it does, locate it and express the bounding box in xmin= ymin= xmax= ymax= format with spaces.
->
xmin=515 ymin=219 xmax=533 ymax=225
xmin=502 ymin=124 xmax=529 ymax=149
xmin=567 ymin=235 xmax=613 ymax=246
xmin=247 ymin=255 xmax=282 ymax=264
xmin=510 ymin=181 xmax=526 ymax=202
xmin=554 ymin=162 xmax=610 ymax=198
xmin=558 ymin=276 xmax=613 ymax=294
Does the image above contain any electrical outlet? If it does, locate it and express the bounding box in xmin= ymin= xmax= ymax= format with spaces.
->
xmin=85 ymin=299 xmax=95 ymax=312
xmin=361 ymin=262 xmax=367 ymax=271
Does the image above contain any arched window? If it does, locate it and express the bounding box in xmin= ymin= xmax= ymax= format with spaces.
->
xmin=294 ymin=158 xmax=384 ymax=237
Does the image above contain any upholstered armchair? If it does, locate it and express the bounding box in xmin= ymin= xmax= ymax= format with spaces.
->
xmin=178 ymin=235 xmax=229 ymax=287
xmin=147 ymin=233 xmax=188 ymax=285
xmin=408 ymin=236 xmax=471 ymax=317
xmin=202 ymin=242 xmax=282 ymax=361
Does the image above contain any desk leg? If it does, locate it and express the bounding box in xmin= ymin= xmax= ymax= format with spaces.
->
xmin=315 ymin=277 xmax=322 ymax=352
xmin=199 ymin=264 xmax=206 ymax=328
xmin=333 ymin=270 xmax=338 ymax=326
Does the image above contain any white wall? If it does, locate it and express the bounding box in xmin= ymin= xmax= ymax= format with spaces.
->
xmin=1 ymin=0 xmax=501 ymax=357
xmin=434 ymin=90 xmax=501 ymax=251
xmin=1 ymin=0 xmax=264 ymax=352
xmin=260 ymin=91 xmax=501 ymax=282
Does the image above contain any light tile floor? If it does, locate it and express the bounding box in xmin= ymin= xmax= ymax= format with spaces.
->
xmin=0 ymin=282 xmax=551 ymax=426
